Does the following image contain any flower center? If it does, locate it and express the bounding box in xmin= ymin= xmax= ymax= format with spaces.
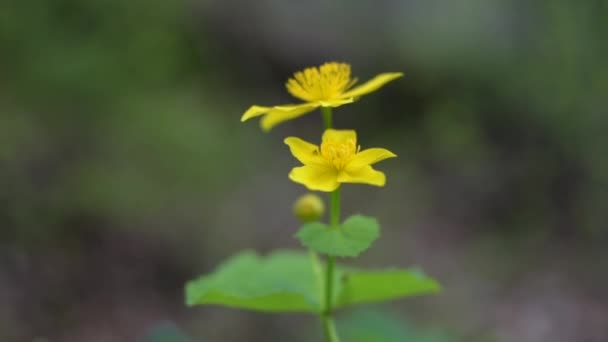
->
xmin=320 ymin=138 xmax=358 ymax=170
xmin=285 ymin=62 xmax=357 ymax=102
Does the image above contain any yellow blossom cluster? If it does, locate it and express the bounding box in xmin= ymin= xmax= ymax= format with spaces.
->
xmin=241 ymin=62 xmax=399 ymax=191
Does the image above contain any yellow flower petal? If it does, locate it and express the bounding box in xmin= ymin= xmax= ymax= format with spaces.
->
xmin=322 ymin=129 xmax=357 ymax=144
xmin=284 ymin=137 xmax=324 ymax=165
xmin=338 ymin=165 xmax=386 ymax=187
xmin=241 ymin=105 xmax=272 ymax=122
xmin=339 ymin=72 xmax=403 ymax=99
xmin=348 ymin=148 xmax=397 ymax=168
xmin=318 ymin=97 xmax=355 ymax=107
xmin=260 ymin=103 xmax=319 ymax=131
xmin=289 ymin=165 xmax=339 ymax=192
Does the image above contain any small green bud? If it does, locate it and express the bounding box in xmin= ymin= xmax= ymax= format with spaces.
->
xmin=293 ymin=193 xmax=325 ymax=223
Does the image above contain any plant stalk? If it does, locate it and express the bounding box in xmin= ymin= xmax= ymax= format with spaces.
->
xmin=321 ymin=106 xmax=333 ymax=129
xmin=321 ymin=313 xmax=340 ymax=342
xmin=321 ymin=189 xmax=341 ymax=342
xmin=317 ymin=106 xmax=340 ymax=342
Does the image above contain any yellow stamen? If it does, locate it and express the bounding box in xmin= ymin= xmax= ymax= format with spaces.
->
xmin=320 ymin=138 xmax=358 ymax=170
xmin=286 ymin=62 xmax=357 ymax=102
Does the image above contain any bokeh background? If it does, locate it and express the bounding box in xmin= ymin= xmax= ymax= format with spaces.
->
xmin=1 ymin=0 xmax=607 ymax=341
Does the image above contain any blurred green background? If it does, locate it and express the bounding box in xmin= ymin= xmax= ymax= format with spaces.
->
xmin=1 ymin=0 xmax=607 ymax=341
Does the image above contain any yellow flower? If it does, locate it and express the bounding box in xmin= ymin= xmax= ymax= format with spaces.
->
xmin=285 ymin=129 xmax=397 ymax=192
xmin=241 ymin=62 xmax=403 ymax=131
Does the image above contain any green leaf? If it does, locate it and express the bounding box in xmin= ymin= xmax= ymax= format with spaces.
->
xmin=338 ymin=309 xmax=457 ymax=342
xmin=296 ymin=215 xmax=380 ymax=257
xmin=336 ymin=268 xmax=441 ymax=308
xmin=185 ymin=250 xmax=322 ymax=312
xmin=185 ymin=250 xmax=441 ymax=313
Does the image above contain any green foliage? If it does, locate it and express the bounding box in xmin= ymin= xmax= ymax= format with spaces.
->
xmin=185 ymin=250 xmax=320 ymax=312
xmin=337 ymin=268 xmax=441 ymax=307
xmin=185 ymin=250 xmax=440 ymax=313
xmin=296 ymin=215 xmax=380 ymax=257
xmin=339 ymin=309 xmax=457 ymax=342
xmin=0 ymin=0 xmax=237 ymax=239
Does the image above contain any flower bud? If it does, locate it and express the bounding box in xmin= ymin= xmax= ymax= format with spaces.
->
xmin=292 ymin=193 xmax=325 ymax=223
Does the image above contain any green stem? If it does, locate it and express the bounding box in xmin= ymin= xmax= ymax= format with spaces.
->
xmin=316 ymin=106 xmax=340 ymax=341
xmin=321 ymin=187 xmax=341 ymax=342
xmin=324 ymin=255 xmax=335 ymax=313
xmin=321 ymin=314 xmax=340 ymax=342
xmin=329 ymin=188 xmax=341 ymax=227
xmin=321 ymin=106 xmax=333 ymax=129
